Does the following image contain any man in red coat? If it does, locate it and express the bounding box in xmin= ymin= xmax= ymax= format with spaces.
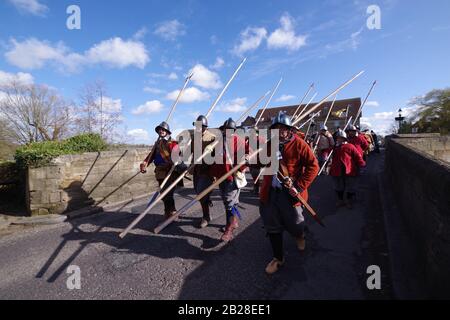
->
xmin=210 ymin=118 xmax=250 ymax=242
xmin=329 ymin=130 xmax=366 ymax=209
xmin=140 ymin=121 xmax=180 ymax=220
xmin=259 ymin=112 xmax=319 ymax=274
xmin=346 ymin=125 xmax=369 ymax=157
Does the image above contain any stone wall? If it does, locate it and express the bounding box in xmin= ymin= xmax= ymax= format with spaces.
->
xmin=26 ymin=148 xmax=158 ymax=216
xmin=385 ymin=134 xmax=450 ymax=298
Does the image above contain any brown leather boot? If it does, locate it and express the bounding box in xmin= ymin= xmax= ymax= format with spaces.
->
xmin=265 ymin=258 xmax=285 ymax=275
xmin=221 ymin=216 xmax=237 ymax=242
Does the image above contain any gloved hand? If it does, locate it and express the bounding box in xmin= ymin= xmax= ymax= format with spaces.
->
xmin=140 ymin=162 xmax=147 ymax=173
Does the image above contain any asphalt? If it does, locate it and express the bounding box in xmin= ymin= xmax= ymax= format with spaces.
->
xmin=0 ymin=152 xmax=392 ymax=300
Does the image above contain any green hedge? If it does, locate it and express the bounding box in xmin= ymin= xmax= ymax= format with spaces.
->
xmin=15 ymin=133 xmax=107 ymax=168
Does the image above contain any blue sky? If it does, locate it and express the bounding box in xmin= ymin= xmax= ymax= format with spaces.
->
xmin=1 ymin=0 xmax=449 ymax=142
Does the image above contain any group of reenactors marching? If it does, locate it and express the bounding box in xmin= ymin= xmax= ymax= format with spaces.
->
xmin=138 ymin=110 xmax=379 ymax=274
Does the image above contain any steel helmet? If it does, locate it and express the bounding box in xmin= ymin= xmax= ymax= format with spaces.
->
xmin=155 ymin=121 xmax=171 ymax=135
xmin=320 ymin=124 xmax=328 ymax=131
xmin=346 ymin=124 xmax=357 ymax=132
xmin=336 ymin=129 xmax=347 ymax=140
xmin=220 ymin=118 xmax=237 ymax=130
xmin=192 ymin=115 xmax=208 ymax=127
xmin=270 ymin=111 xmax=292 ymax=129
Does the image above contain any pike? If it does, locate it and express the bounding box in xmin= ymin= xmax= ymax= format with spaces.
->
xmin=297 ymin=110 xmax=321 ymax=130
xmin=205 ymin=57 xmax=247 ymax=118
xmin=292 ymin=71 xmax=365 ymax=126
xmin=304 ymin=111 xmax=321 ymax=138
xmin=166 ymin=73 xmax=194 ymax=123
xmin=313 ymin=94 xmax=338 ymax=153
xmin=317 ymin=116 xmax=353 ymax=176
xmin=293 ymin=92 xmax=318 ymax=122
xmin=144 ymin=59 xmax=247 ymax=208
xmin=353 ymin=80 xmax=377 ymax=126
xmin=255 ymin=77 xmax=283 ymax=127
xmin=154 ymin=72 xmax=365 ymax=234
xmin=292 ymin=83 xmax=315 ymax=119
xmin=154 ymin=147 xmax=264 ymax=234
xmin=236 ymin=91 xmax=271 ymax=124
xmin=141 ymin=73 xmax=194 ymax=175
xmin=276 ymin=172 xmax=325 ymax=227
xmin=119 ymin=141 xmax=219 ymax=239
xmin=145 ymin=162 xmax=178 ymax=208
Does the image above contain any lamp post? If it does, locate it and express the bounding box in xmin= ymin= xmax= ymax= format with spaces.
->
xmin=395 ymin=108 xmax=405 ymax=133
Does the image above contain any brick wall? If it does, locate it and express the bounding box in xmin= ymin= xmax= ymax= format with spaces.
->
xmin=26 ymin=148 xmax=158 ymax=216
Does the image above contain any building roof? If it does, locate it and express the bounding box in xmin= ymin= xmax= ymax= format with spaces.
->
xmin=241 ymin=97 xmax=362 ymax=127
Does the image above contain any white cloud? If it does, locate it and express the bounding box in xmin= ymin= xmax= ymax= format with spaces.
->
xmin=218 ymin=97 xmax=247 ymax=113
xmin=166 ymin=87 xmax=210 ymax=103
xmin=5 ymin=37 xmax=150 ymax=72
xmin=365 ymin=101 xmax=380 ymax=107
xmin=5 ymin=38 xmax=68 ymax=69
xmin=168 ymin=72 xmax=178 ymax=80
xmin=374 ymin=111 xmax=394 ymax=120
xmin=0 ymin=70 xmax=34 ymax=86
xmin=276 ymin=94 xmax=296 ymax=102
xmin=189 ymin=64 xmax=222 ymax=90
xmin=143 ymin=87 xmax=165 ymax=94
xmin=325 ymin=28 xmax=364 ymax=54
xmin=96 ymin=97 xmax=122 ymax=112
xmin=233 ymin=27 xmax=267 ymax=56
xmin=85 ymin=37 xmax=149 ymax=69
xmin=8 ymin=0 xmax=48 ymax=16
xmin=127 ymin=129 xmax=149 ymax=141
xmin=133 ymin=27 xmax=148 ymax=40
xmin=359 ymin=106 xmax=421 ymax=135
xmin=267 ymin=13 xmax=307 ymax=51
xmin=132 ymin=100 xmax=164 ymax=115
xmin=154 ymin=20 xmax=186 ymax=41
xmin=211 ymin=57 xmax=225 ymax=70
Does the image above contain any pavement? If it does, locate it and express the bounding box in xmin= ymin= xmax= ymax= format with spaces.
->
xmin=0 ymin=152 xmax=393 ymax=300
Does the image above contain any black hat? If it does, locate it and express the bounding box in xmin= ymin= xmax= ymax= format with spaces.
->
xmin=270 ymin=111 xmax=292 ymax=129
xmin=155 ymin=121 xmax=171 ymax=135
xmin=220 ymin=118 xmax=237 ymax=130
xmin=193 ymin=115 xmax=208 ymax=127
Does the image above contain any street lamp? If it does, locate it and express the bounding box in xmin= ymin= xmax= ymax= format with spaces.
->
xmin=395 ymin=108 xmax=405 ymax=133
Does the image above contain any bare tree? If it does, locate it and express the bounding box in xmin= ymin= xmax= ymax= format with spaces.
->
xmin=0 ymin=81 xmax=74 ymax=144
xmin=77 ymin=81 xmax=123 ymax=142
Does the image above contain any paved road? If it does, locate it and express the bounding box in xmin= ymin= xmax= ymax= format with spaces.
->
xmin=0 ymin=152 xmax=392 ymax=299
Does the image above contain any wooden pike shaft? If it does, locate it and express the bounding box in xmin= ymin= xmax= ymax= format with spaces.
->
xmin=292 ymin=71 xmax=365 ymax=126
xmin=292 ymin=83 xmax=315 ymax=119
xmin=254 ymin=167 xmax=265 ymax=184
xmin=119 ymin=141 xmax=219 ymax=239
xmin=277 ymin=172 xmax=325 ymax=227
xmin=298 ymin=111 xmax=320 ymax=130
xmin=324 ymin=94 xmax=338 ymax=127
xmin=154 ymin=147 xmax=264 ymax=234
xmin=293 ymin=92 xmax=318 ymax=123
xmin=353 ymin=80 xmax=377 ymax=126
xmin=318 ymin=116 xmax=353 ymax=176
xmin=166 ymin=73 xmax=194 ymax=124
xmin=255 ymin=78 xmax=283 ymax=127
xmin=236 ymin=91 xmax=271 ymax=124
xmin=205 ymin=58 xmax=247 ymax=119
